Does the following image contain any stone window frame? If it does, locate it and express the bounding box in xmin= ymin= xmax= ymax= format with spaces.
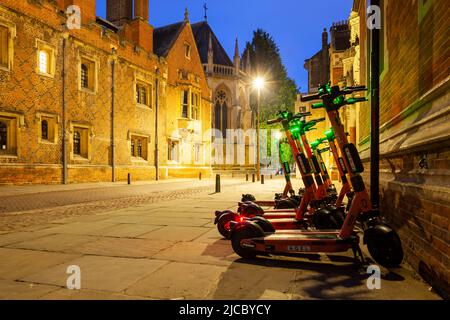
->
xmin=36 ymin=112 xmax=59 ymax=144
xmin=194 ymin=143 xmax=203 ymax=164
xmin=0 ymin=19 xmax=16 ymax=72
xmin=167 ymin=137 xmax=180 ymax=163
xmin=180 ymin=88 xmax=190 ymax=119
xmin=128 ymin=132 xmax=151 ymax=162
xmin=190 ymin=90 xmax=201 ymax=121
xmin=184 ymin=42 xmax=191 ymax=60
xmin=69 ymin=122 xmax=93 ymax=161
xmin=0 ymin=111 xmax=24 ymax=158
xmin=35 ymin=39 xmax=56 ymax=78
xmin=77 ymin=53 xmax=99 ymax=94
xmin=134 ymin=77 xmax=153 ymax=109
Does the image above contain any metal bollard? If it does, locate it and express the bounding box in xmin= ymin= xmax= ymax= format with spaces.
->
xmin=246 ymin=173 xmax=249 ymax=182
xmin=128 ymin=173 xmax=131 ymax=185
xmin=252 ymin=173 xmax=255 ymax=183
xmin=215 ymin=174 xmax=221 ymax=193
xmin=199 ymin=172 xmax=202 ymax=180
xmin=270 ymin=174 xmax=273 ymax=179
xmin=261 ymin=175 xmax=265 ymax=184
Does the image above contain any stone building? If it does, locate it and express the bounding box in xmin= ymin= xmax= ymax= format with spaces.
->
xmin=153 ymin=10 xmax=212 ymax=178
xmin=304 ymin=28 xmax=330 ymax=94
xmin=352 ymin=0 xmax=449 ymax=298
xmin=191 ymin=20 xmax=255 ymax=173
xmin=0 ymin=0 xmax=212 ymax=184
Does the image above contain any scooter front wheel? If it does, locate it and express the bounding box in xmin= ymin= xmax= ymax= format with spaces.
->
xmin=367 ymin=230 xmax=404 ymax=268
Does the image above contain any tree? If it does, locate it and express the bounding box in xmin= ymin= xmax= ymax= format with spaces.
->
xmin=243 ymin=29 xmax=298 ymax=126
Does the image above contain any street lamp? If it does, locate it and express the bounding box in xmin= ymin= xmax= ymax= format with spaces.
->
xmin=253 ymin=77 xmax=265 ymax=181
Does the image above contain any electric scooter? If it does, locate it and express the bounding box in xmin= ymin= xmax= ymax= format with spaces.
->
xmin=229 ymin=84 xmax=404 ymax=268
xmin=215 ymin=112 xmax=344 ymax=237
xmin=242 ymin=137 xmax=302 ymax=209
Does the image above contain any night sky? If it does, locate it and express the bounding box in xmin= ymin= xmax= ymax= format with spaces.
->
xmin=96 ymin=0 xmax=354 ymax=93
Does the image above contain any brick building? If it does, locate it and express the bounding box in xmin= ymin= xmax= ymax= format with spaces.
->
xmin=0 ymin=0 xmax=213 ymax=184
xmin=352 ymin=0 xmax=449 ymax=297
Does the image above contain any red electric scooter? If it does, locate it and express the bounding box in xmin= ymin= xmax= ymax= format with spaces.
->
xmin=215 ymin=112 xmax=344 ymax=237
xmin=229 ymin=84 xmax=404 ymax=268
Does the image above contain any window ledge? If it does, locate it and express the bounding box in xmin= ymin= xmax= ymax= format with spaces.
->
xmin=39 ymin=140 xmax=57 ymax=145
xmin=37 ymin=72 xmax=55 ymax=79
xmin=0 ymin=154 xmax=18 ymax=159
xmin=131 ymin=157 xmax=148 ymax=163
xmin=79 ymin=88 xmax=96 ymax=95
xmin=72 ymin=155 xmax=89 ymax=162
xmin=0 ymin=66 xmax=11 ymax=73
xmin=136 ymin=103 xmax=152 ymax=110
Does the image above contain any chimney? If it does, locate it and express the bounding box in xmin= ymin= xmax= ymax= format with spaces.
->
xmin=322 ymin=28 xmax=328 ymax=49
xmin=121 ymin=0 xmax=154 ymax=53
xmin=107 ymin=0 xmax=133 ymax=26
xmin=134 ymin=0 xmax=149 ymax=21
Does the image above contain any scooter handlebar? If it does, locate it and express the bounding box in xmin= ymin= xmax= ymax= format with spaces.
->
xmin=267 ymin=118 xmax=281 ymax=125
xmin=300 ymin=93 xmax=320 ymax=102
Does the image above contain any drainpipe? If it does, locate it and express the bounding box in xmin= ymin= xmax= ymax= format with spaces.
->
xmin=62 ymin=34 xmax=68 ymax=184
xmin=154 ymin=69 xmax=159 ymax=181
xmin=111 ymin=49 xmax=116 ymax=182
xmin=370 ymin=0 xmax=380 ymax=210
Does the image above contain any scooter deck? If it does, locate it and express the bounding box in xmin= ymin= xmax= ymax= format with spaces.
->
xmin=244 ymin=233 xmax=359 ymax=254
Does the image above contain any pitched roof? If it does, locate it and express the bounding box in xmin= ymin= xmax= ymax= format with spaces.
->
xmin=153 ymin=21 xmax=185 ymax=57
xmin=190 ymin=21 xmax=234 ymax=67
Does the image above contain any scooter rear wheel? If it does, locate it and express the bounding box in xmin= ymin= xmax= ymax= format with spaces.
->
xmin=231 ymin=224 xmax=263 ymax=259
xmin=217 ymin=212 xmax=237 ymax=239
xmin=367 ymin=231 xmax=404 ymax=268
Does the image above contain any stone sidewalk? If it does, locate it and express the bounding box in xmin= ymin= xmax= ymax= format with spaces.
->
xmin=0 ymin=178 xmax=442 ymax=300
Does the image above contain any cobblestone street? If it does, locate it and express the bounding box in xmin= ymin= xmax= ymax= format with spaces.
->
xmin=0 ymin=177 xmax=442 ymax=300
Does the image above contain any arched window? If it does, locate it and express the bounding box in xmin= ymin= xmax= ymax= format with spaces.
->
xmin=73 ymin=131 xmax=81 ymax=155
xmin=80 ymin=64 xmax=88 ymax=88
xmin=214 ymin=89 xmax=229 ymax=138
xmin=0 ymin=121 xmax=7 ymax=151
xmin=41 ymin=120 xmax=48 ymax=140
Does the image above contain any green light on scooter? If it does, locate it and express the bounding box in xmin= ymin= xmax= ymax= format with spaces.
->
xmin=333 ymin=96 xmax=345 ymax=105
xmin=324 ymin=128 xmax=335 ymax=141
xmin=310 ymin=140 xmax=320 ymax=150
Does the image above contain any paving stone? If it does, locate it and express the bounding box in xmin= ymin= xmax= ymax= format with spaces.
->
xmin=138 ymin=226 xmax=210 ymax=242
xmin=39 ymin=221 xmax=118 ymax=236
xmin=153 ymin=242 xmax=236 ymax=267
xmin=39 ymin=288 xmax=153 ymax=300
xmin=210 ymin=261 xmax=298 ymax=300
xmin=87 ymin=224 xmax=164 ymax=238
xmin=22 ymin=255 xmax=168 ymax=293
xmin=0 ymin=248 xmax=80 ymax=280
xmin=195 ymin=228 xmax=228 ymax=245
xmin=0 ymin=280 xmax=59 ymax=299
xmin=126 ymin=262 xmax=226 ymax=299
xmin=69 ymin=237 xmax=175 ymax=258
xmin=0 ymin=231 xmax=51 ymax=247
xmin=7 ymin=234 xmax=98 ymax=252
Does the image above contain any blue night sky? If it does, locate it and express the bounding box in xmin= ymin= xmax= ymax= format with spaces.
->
xmin=96 ymin=0 xmax=354 ymax=93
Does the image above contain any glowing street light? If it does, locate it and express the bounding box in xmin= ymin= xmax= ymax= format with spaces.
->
xmin=253 ymin=76 xmax=265 ymax=181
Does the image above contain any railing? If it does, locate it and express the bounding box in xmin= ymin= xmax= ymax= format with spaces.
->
xmin=203 ymin=64 xmax=236 ymax=77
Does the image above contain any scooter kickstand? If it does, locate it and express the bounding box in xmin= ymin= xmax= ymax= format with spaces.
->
xmin=352 ymin=244 xmax=365 ymax=265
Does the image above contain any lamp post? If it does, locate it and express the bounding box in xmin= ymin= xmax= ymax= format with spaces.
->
xmin=253 ymin=77 xmax=265 ymax=181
